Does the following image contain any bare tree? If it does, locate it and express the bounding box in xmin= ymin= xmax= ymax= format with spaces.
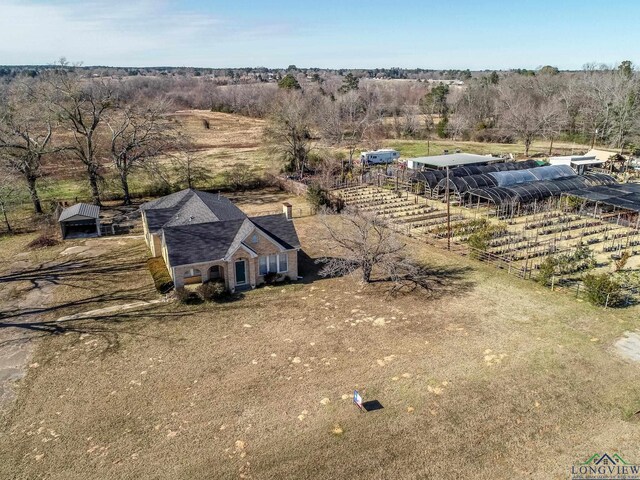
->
xmin=320 ymin=90 xmax=378 ymax=168
xmin=317 ymin=207 xmax=416 ymax=285
xmin=45 ymin=69 xmax=116 ymax=205
xmin=107 ymin=99 xmax=174 ymax=204
xmin=0 ymin=80 xmax=56 ymax=213
xmin=0 ymin=170 xmax=21 ymax=233
xmin=264 ymin=91 xmax=314 ymax=177
xmin=170 ymin=134 xmax=212 ymax=189
xmin=498 ymin=76 xmax=547 ymax=156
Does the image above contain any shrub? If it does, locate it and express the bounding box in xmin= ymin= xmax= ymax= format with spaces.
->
xmin=175 ymin=287 xmax=202 ymax=305
xmin=197 ymin=279 xmax=228 ymax=302
xmin=467 ymin=232 xmax=489 ymax=255
xmin=27 ymin=233 xmax=60 ymax=249
xmin=465 ymin=221 xmax=507 ymax=258
xmin=537 ymin=256 xmax=557 ymax=286
xmin=614 ymin=250 xmax=631 ymax=272
xmin=221 ymin=165 xmax=258 ymax=191
xmin=436 ymin=116 xmax=449 ymax=138
xmin=147 ymin=257 xmax=174 ymax=293
xmin=263 ymin=272 xmax=282 ymax=285
xmin=144 ymin=181 xmax=173 ymax=198
xmin=582 ymin=273 xmax=623 ymax=307
xmin=306 ymin=183 xmax=330 ymax=212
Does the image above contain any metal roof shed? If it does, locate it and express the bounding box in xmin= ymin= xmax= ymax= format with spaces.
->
xmin=58 ymin=203 xmax=101 ymax=239
xmin=407 ymin=153 xmax=499 ymax=170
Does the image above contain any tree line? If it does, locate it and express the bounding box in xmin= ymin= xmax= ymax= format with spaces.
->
xmin=263 ymin=61 xmax=640 ymax=182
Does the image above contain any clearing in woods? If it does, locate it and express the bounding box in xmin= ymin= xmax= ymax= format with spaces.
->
xmin=1 ymin=190 xmax=640 ymax=479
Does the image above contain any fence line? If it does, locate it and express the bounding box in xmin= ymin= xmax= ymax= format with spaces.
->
xmin=442 ymin=240 xmax=636 ymax=308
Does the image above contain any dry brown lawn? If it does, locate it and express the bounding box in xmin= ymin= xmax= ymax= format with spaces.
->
xmin=1 ymin=206 xmax=640 ymax=479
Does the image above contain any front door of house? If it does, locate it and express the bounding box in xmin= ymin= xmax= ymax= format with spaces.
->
xmin=235 ymin=260 xmax=246 ymax=286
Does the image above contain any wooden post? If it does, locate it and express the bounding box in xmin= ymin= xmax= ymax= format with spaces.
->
xmin=446 ymin=166 xmax=451 ymax=251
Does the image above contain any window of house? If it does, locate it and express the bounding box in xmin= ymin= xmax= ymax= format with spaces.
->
xmin=259 ymin=256 xmax=268 ymax=275
xmin=278 ymin=254 xmax=288 ymax=272
xmin=269 ymin=254 xmax=278 ymax=273
xmin=259 ymin=253 xmax=289 ymax=275
xmin=251 ymin=234 xmax=258 ymax=244
xmin=184 ymin=268 xmax=201 ymax=278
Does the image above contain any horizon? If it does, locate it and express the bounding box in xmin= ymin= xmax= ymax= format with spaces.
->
xmin=1 ymin=0 xmax=639 ymax=69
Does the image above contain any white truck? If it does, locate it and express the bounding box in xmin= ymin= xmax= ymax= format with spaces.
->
xmin=359 ymin=149 xmax=400 ymax=166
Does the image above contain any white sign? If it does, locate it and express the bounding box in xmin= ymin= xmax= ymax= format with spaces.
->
xmin=353 ymin=390 xmax=363 ymax=409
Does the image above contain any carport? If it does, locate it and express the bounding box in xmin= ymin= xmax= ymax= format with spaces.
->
xmin=58 ymin=203 xmax=101 ymax=239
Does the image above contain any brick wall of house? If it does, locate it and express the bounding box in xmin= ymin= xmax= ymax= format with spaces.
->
xmin=159 ymin=225 xmax=299 ymax=291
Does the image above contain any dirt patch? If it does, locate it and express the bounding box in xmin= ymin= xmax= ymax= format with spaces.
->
xmin=613 ymin=332 xmax=640 ymax=362
xmin=60 ymin=246 xmax=91 ymax=256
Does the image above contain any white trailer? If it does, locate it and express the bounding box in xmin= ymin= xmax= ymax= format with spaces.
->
xmin=359 ymin=149 xmax=400 ymax=166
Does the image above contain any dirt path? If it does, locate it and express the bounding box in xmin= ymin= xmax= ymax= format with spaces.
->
xmin=54 ymin=299 xmax=165 ymax=323
xmin=0 ymin=281 xmax=57 ymax=414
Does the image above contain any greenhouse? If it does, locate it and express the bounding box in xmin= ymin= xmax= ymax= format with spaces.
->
xmin=410 ymin=159 xmax=541 ymax=196
xmin=562 ymin=183 xmax=640 ymax=214
xmin=466 ymin=171 xmax=617 ymax=206
xmin=435 ymin=163 xmax=573 ymax=198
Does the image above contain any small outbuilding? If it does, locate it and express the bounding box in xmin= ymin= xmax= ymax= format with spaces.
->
xmin=58 ymin=203 xmax=101 ymax=239
xmin=407 ymin=153 xmax=501 ymax=171
xmin=549 ymin=155 xmax=605 ymax=174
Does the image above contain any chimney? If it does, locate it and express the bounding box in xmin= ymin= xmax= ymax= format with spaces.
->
xmin=283 ymin=202 xmax=292 ymax=220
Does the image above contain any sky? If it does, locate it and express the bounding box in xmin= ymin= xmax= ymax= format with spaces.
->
xmin=0 ymin=0 xmax=639 ymax=69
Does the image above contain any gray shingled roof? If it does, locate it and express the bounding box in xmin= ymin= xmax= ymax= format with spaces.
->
xmin=162 ymin=219 xmax=246 ymax=266
xmin=251 ymin=214 xmax=301 ymax=250
xmin=59 ymin=203 xmax=100 ymax=222
xmin=145 ymin=190 xmax=300 ymax=267
xmin=140 ymin=189 xmax=245 ymax=232
xmin=139 ymin=189 xmax=193 ymax=211
xmin=162 ymin=195 xmax=221 ymax=227
xmin=162 ymin=215 xmax=300 ymax=267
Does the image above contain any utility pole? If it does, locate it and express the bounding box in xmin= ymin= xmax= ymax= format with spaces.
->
xmin=446 ymin=165 xmax=451 ymax=250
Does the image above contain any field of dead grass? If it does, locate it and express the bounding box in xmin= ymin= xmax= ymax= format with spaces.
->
xmin=168 ymin=110 xmax=270 ymax=174
xmin=1 ymin=195 xmax=640 ymax=479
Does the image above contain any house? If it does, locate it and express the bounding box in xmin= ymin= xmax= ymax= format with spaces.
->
xmin=140 ymin=189 xmax=300 ymax=291
xmin=58 ymin=203 xmax=101 ymax=239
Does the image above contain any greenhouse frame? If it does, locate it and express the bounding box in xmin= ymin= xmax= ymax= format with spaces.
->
xmin=562 ymin=183 xmax=640 ymax=215
xmin=410 ymin=159 xmax=541 ymax=197
xmin=465 ymin=169 xmax=617 ymax=207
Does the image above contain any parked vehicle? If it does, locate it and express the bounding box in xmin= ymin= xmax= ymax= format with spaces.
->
xmin=359 ymin=149 xmax=400 ymax=166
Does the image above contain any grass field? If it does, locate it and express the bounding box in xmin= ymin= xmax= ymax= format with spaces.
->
xmin=1 ymin=193 xmax=640 ymax=479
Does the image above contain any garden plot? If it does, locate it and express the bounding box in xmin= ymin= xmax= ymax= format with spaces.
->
xmin=334 ymin=185 xmax=640 ymax=287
